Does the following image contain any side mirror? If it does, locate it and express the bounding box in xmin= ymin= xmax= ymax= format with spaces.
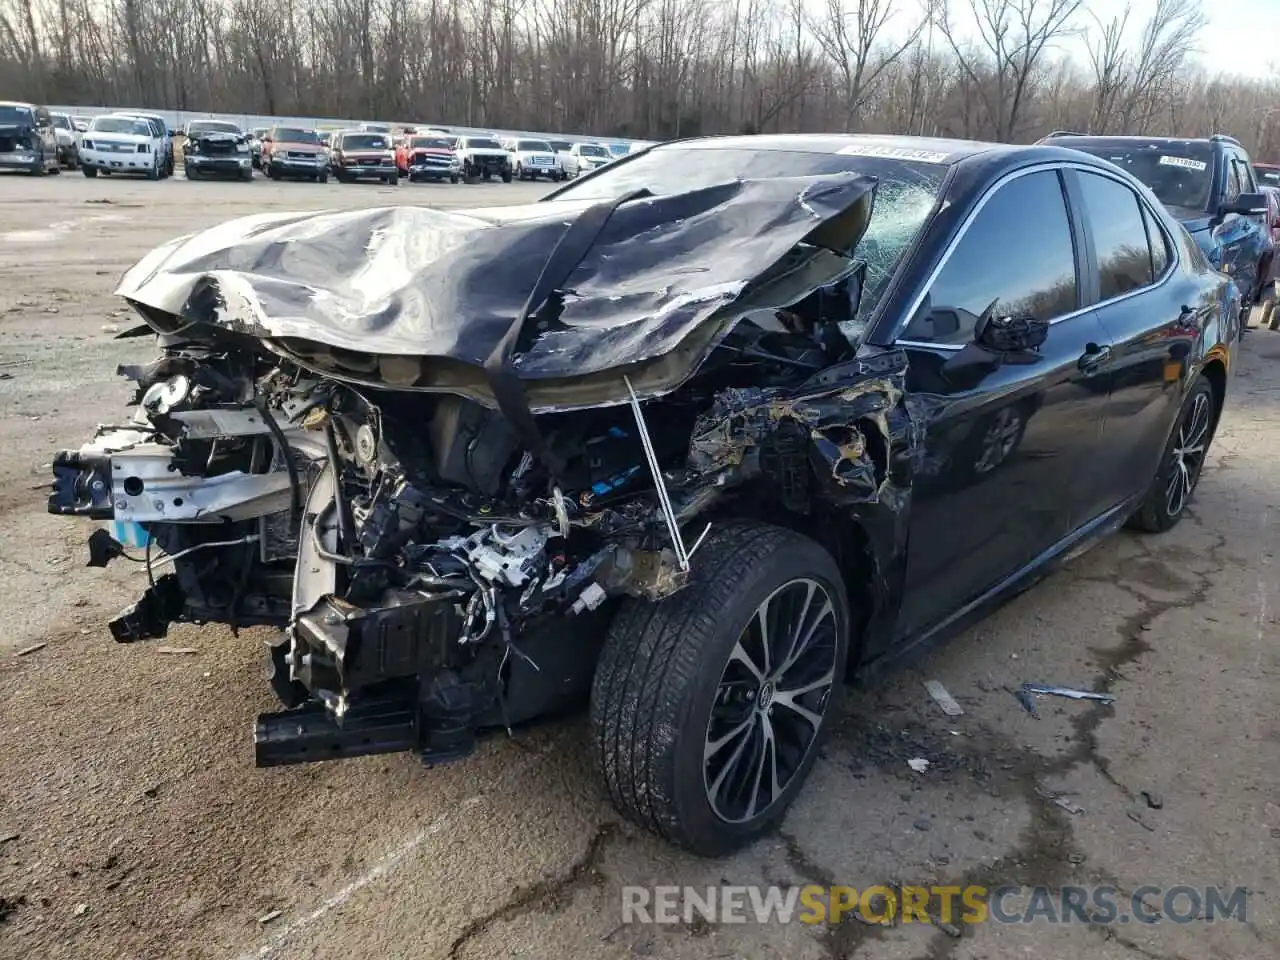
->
xmin=1222 ymin=192 xmax=1268 ymax=217
xmin=975 ymin=312 xmax=1049 ymax=353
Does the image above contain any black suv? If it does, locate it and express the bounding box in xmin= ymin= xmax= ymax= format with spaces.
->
xmin=1041 ymin=133 xmax=1271 ymax=328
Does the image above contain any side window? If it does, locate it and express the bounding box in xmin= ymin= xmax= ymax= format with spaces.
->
xmin=1235 ymin=156 xmax=1257 ymax=193
xmin=902 ymin=170 xmax=1078 ymax=345
xmin=1141 ymin=203 xmax=1171 ymax=279
xmin=1077 ymin=171 xmax=1155 ymax=300
xmin=1224 ymin=158 xmax=1242 ymax=202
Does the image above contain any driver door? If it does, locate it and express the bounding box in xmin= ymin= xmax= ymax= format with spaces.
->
xmin=891 ymin=167 xmax=1114 ymax=640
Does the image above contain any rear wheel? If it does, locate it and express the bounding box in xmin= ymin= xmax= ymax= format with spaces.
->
xmin=185 ymin=165 xmax=200 ymax=180
xmin=1128 ymin=377 xmax=1217 ymax=533
xmin=591 ymin=523 xmax=850 ymax=856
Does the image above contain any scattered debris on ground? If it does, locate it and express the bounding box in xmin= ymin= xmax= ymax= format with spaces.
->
xmin=923 ymin=679 xmax=964 ymax=716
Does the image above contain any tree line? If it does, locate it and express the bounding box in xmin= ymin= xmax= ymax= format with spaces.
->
xmin=2 ymin=0 xmax=1279 ymax=158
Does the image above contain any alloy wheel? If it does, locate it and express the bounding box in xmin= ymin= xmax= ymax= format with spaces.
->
xmin=703 ymin=578 xmax=839 ymax=824
xmin=974 ymin=408 xmax=1023 ymax=474
xmin=1165 ymin=390 xmax=1211 ymax=517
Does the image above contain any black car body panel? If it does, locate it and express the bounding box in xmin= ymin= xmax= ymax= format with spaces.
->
xmin=1041 ymin=134 xmax=1272 ymax=308
xmin=47 ymin=134 xmax=1236 ymax=788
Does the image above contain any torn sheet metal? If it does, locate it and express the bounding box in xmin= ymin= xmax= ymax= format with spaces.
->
xmin=113 ymin=175 xmax=876 ymax=413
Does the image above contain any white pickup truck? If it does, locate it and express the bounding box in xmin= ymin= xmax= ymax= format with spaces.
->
xmin=454 ymin=136 xmax=513 ymax=182
xmin=503 ymin=137 xmax=564 ymax=181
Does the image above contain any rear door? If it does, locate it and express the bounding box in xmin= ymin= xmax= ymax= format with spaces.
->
xmin=1066 ymin=167 xmax=1199 ymax=509
xmin=891 ymin=167 xmax=1114 ymax=639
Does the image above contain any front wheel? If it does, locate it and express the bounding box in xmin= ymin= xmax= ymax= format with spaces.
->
xmin=185 ymin=166 xmax=200 ymax=180
xmin=1128 ymin=377 xmax=1218 ymax=533
xmin=81 ymin=165 xmax=97 ymax=178
xmin=590 ymin=523 xmax=850 ymax=856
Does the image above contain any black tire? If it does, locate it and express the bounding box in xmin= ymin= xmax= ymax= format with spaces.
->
xmin=500 ymin=170 xmax=512 ymax=183
xmin=241 ymin=169 xmax=253 ymax=181
xmin=590 ymin=522 xmax=850 ymax=857
xmin=318 ymin=172 xmax=328 ymax=184
xmin=146 ymin=160 xmax=160 ymax=181
xmin=1128 ymin=377 xmax=1218 ymax=533
xmin=81 ymin=166 xmax=97 ymax=178
xmin=449 ymin=173 xmax=459 ymax=184
xmin=388 ymin=172 xmax=399 ymax=185
xmin=30 ymin=152 xmax=46 ymax=176
xmin=185 ymin=166 xmax=200 ymax=180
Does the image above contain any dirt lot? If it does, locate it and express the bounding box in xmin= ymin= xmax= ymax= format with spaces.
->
xmin=1 ymin=171 xmax=1277 ymax=960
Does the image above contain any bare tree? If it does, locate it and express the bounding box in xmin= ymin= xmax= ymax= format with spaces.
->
xmin=938 ymin=0 xmax=1083 ymax=141
xmin=810 ymin=0 xmax=932 ymax=131
xmin=0 ymin=0 xmax=1276 ymax=159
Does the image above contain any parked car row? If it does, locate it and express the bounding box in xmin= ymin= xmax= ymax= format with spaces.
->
xmin=2 ymin=102 xmax=643 ymax=188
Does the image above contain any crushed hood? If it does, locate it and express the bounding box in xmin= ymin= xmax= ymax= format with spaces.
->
xmin=115 ymin=173 xmax=876 ymax=412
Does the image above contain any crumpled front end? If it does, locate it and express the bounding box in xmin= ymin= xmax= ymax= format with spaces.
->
xmin=48 ymin=175 xmax=916 ymax=770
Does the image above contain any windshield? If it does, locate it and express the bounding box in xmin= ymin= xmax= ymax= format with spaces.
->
xmin=343 ymin=134 xmax=389 ymax=150
xmin=466 ymin=138 xmax=500 ymax=150
xmin=547 ymin=140 xmax=572 ymax=152
xmin=550 ymin=145 xmax=946 ymax=338
xmin=51 ymin=114 xmax=71 ymax=129
xmin=273 ymin=127 xmax=319 ymax=143
xmin=0 ymin=105 xmax=34 ymax=125
xmin=1063 ymin=141 xmax=1214 ymax=211
xmin=579 ymin=143 xmax=609 ymax=157
xmin=189 ymin=121 xmax=242 ymax=136
xmin=518 ymin=139 xmax=552 ymax=152
xmin=91 ymin=116 xmax=152 ymax=136
xmin=410 ymin=137 xmax=453 ymax=149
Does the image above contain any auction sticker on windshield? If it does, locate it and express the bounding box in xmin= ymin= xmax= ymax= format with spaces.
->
xmin=1158 ymin=155 xmax=1208 ymax=172
xmin=837 ymin=144 xmax=950 ymax=164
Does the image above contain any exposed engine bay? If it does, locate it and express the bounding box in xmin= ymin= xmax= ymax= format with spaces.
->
xmin=47 ymin=175 xmax=911 ymax=769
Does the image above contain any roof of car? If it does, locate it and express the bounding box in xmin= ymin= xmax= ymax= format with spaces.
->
xmin=654 ymin=133 xmax=1007 ymax=164
xmin=0 ymin=100 xmax=36 ymax=108
xmin=1041 ymin=134 xmax=1217 ymax=149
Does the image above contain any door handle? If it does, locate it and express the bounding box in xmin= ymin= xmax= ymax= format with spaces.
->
xmin=1078 ymin=342 xmax=1111 ymax=372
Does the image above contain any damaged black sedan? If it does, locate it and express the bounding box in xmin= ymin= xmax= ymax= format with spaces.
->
xmin=49 ymin=135 xmax=1236 ymax=855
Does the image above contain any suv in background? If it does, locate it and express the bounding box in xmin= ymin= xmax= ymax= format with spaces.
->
xmin=49 ymin=111 xmax=79 ymax=167
xmin=125 ymin=112 xmax=175 ymax=177
xmin=0 ymin=100 xmax=59 ymax=175
xmin=182 ymin=119 xmax=253 ymax=180
xmin=1041 ymin=133 xmax=1271 ymax=328
xmin=79 ymin=113 xmax=165 ymax=179
xmin=260 ymin=126 xmax=328 ymax=182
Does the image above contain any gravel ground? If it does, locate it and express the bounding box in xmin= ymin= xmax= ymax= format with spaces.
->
xmin=0 ymin=171 xmax=1277 ymax=960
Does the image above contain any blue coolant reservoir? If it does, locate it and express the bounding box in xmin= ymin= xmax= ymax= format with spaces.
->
xmin=108 ymin=521 xmax=151 ymax=549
